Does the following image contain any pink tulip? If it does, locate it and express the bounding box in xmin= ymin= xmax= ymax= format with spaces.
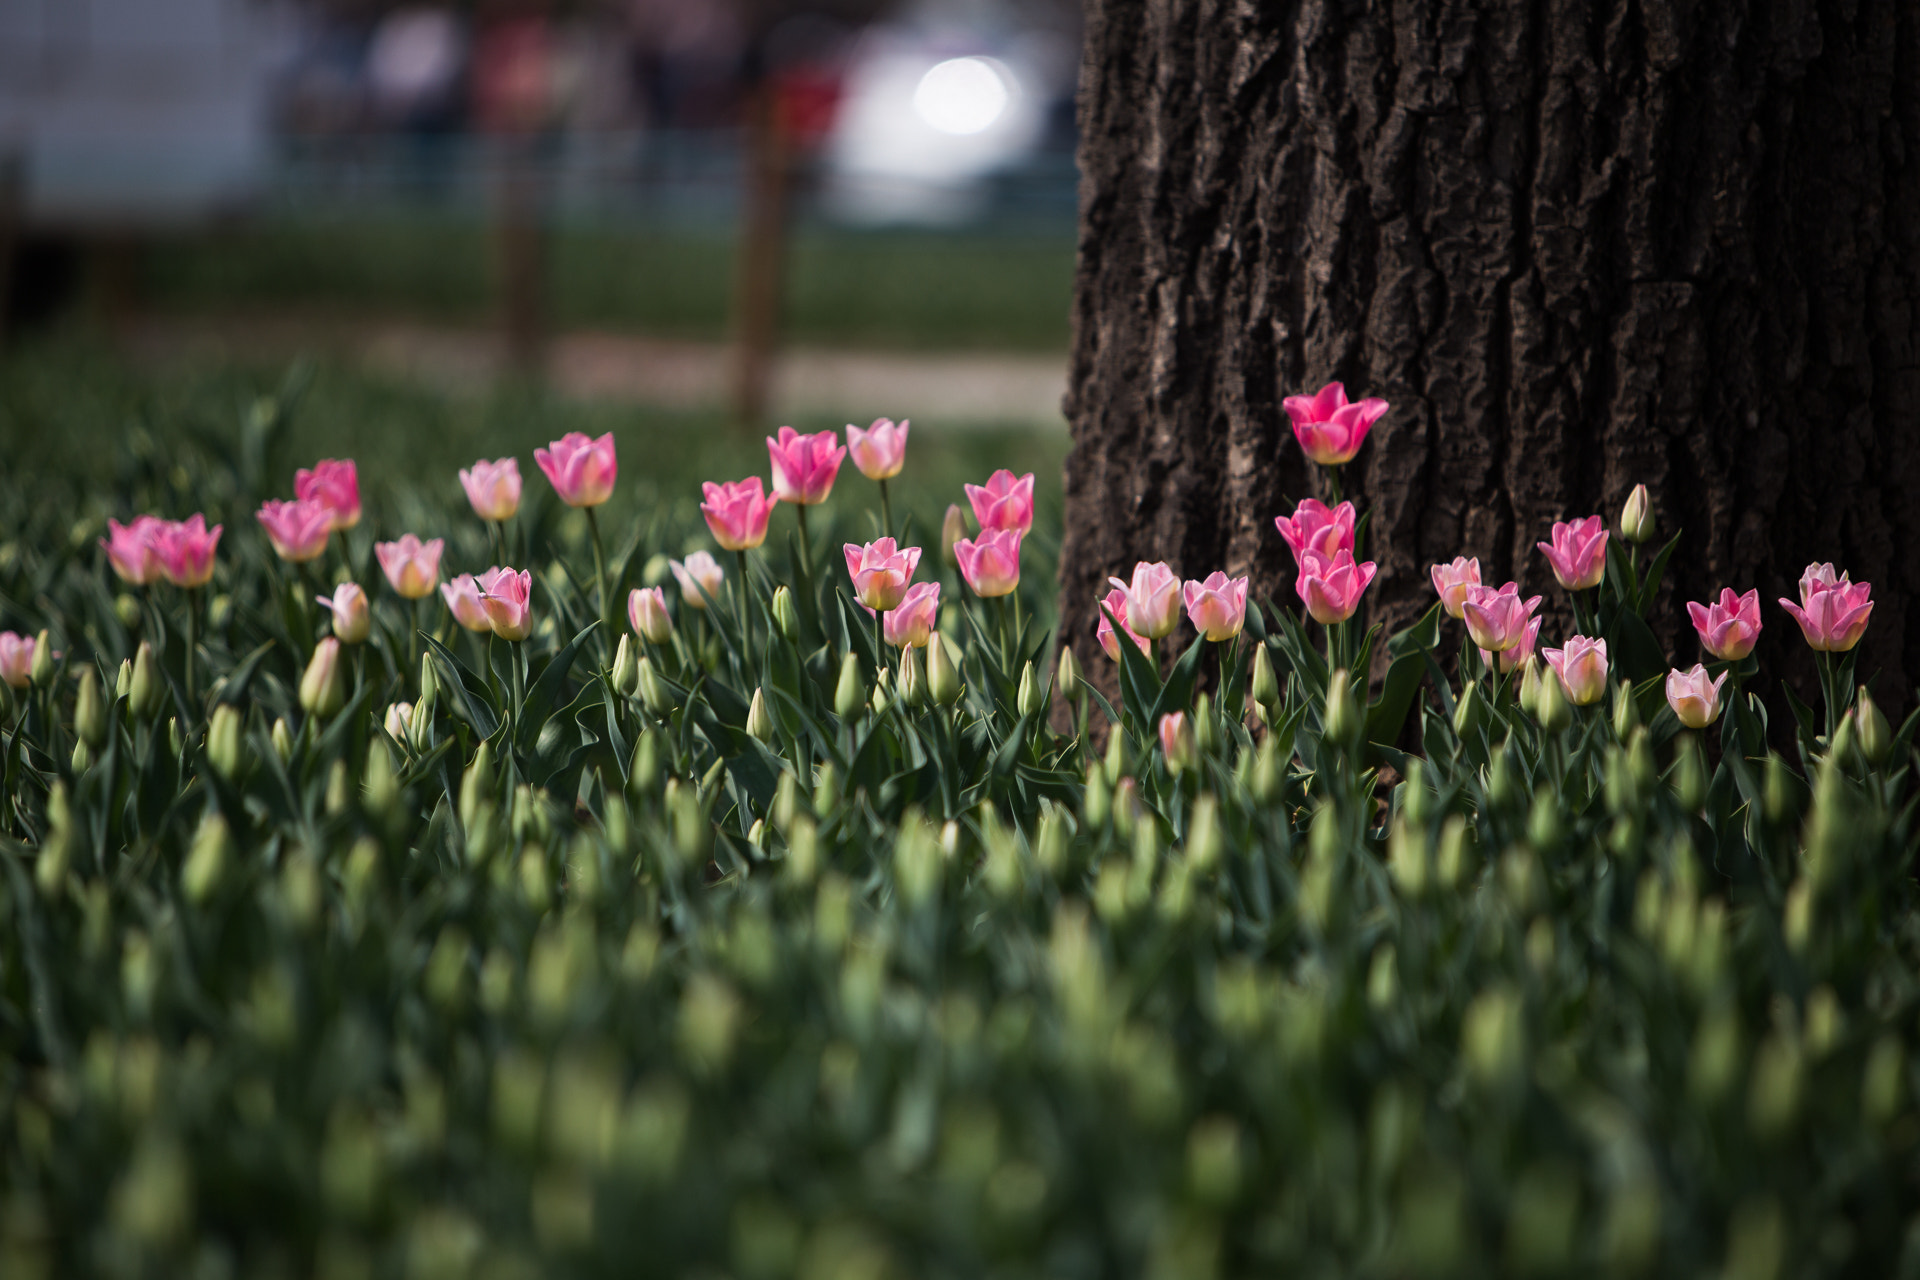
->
xmin=1158 ymin=711 xmax=1193 ymax=772
xmin=151 ymin=515 xmax=222 ymax=588
xmin=1686 ymin=588 xmax=1762 ymax=661
xmin=1273 ymin=499 xmax=1357 ymax=566
xmin=1460 ymin=582 xmax=1543 ymax=653
xmin=1097 ymin=587 xmax=1150 ymax=662
xmin=476 ymin=566 xmax=534 ymax=641
xmin=460 ymin=457 xmax=522 ymax=522
xmin=1479 ymin=615 xmax=1542 ymax=675
xmin=844 ymin=538 xmax=923 ymax=612
xmin=375 ymin=534 xmax=444 ymax=600
xmin=101 ymin=516 xmax=163 ymax=585
xmin=1429 ymin=557 xmax=1483 ymax=620
xmin=384 ymin=702 xmax=414 ymax=742
xmin=1666 ymin=664 xmax=1729 ymax=729
xmin=257 ymin=499 xmax=332 ymax=564
xmin=1283 ymin=382 xmax=1389 ymax=467
xmin=884 ymin=582 xmax=941 ymax=648
xmin=1779 ymin=562 xmax=1874 ymax=653
xmin=766 ymin=426 xmax=845 ymax=506
xmin=1537 ymin=515 xmax=1608 ymax=592
xmin=441 ymin=574 xmax=493 ymax=633
xmin=847 ymin=418 xmax=910 ymax=481
xmin=1182 ymin=571 xmax=1249 ymax=642
xmin=954 ymin=528 xmax=1022 ymax=598
xmin=629 ymin=586 xmax=673 ymax=643
xmin=1295 ymin=549 xmax=1377 ymax=625
xmin=535 ymin=432 xmax=617 ymax=508
xmin=1110 ymin=562 xmax=1182 ymax=640
xmin=1543 ymin=635 xmax=1610 ymax=706
xmin=671 ymin=553 xmax=725 ymax=608
xmin=964 ymin=469 xmax=1036 ymax=535
xmin=295 ymin=458 xmax=362 ymax=531
xmin=700 ymin=477 xmax=777 ymax=551
xmin=0 ymin=632 xmax=34 ymax=689
xmin=318 ymin=582 xmax=371 ymax=644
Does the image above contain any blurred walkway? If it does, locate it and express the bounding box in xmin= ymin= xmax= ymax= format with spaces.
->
xmin=124 ymin=315 xmax=1070 ymax=428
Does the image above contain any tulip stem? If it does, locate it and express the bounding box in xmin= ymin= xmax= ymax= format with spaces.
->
xmin=879 ymin=479 xmax=894 ymax=540
xmin=735 ymin=550 xmax=754 ymax=675
xmin=586 ymin=507 xmax=610 ymax=644
xmin=795 ymin=503 xmax=813 ymax=578
xmin=410 ymin=599 xmax=422 ymax=679
xmin=1325 ymin=465 xmax=1343 ymax=506
xmin=184 ymin=587 xmax=201 ymax=711
xmin=491 ymin=519 xmax=509 ymax=568
xmin=874 ymin=609 xmax=886 ymax=674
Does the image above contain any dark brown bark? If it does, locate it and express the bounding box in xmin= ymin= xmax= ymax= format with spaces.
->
xmin=1062 ymin=0 xmax=1920 ymax=716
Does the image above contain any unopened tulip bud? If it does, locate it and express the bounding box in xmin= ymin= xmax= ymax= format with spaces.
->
xmin=168 ymin=716 xmax=183 ymax=757
xmin=1612 ymin=680 xmax=1639 ymax=740
xmin=1104 ymin=727 xmax=1132 ymax=788
xmin=771 ymin=586 xmax=798 ymax=641
xmin=1186 ymin=793 xmax=1221 ymax=870
xmin=126 ymin=641 xmax=162 ymax=720
xmin=1057 ymin=645 xmax=1083 ymax=702
xmin=1764 ymin=753 xmax=1795 ymax=823
xmin=460 ymin=740 xmax=495 ymax=832
xmin=272 ymin=717 xmax=295 ymax=761
xmin=419 ymin=652 xmax=438 ymax=704
xmin=612 ymin=635 xmax=639 ymax=696
xmin=812 ymin=762 xmax=840 ymax=819
xmin=207 ymin=704 xmax=242 ymax=781
xmin=1673 ymin=736 xmax=1707 ymax=811
xmin=1251 ymin=644 xmax=1280 ymax=711
xmin=871 ymin=668 xmax=892 ymax=714
xmin=1193 ymin=692 xmax=1219 ymax=755
xmin=1250 ymin=738 xmax=1282 ymax=804
xmin=366 ymin=739 xmax=399 ymax=814
xmin=1515 ymin=656 xmax=1542 ymax=718
xmin=1325 ymin=669 xmax=1361 ymax=751
xmin=325 ymin=759 xmax=351 ymax=815
xmin=115 ymin=594 xmax=141 ymax=629
xmin=320 ymin=582 xmax=370 ymax=644
xmin=747 ymin=688 xmax=774 ymax=742
xmin=629 ymin=732 xmax=661 ymax=796
xmin=1535 ymin=666 xmax=1571 ymax=735
xmin=70 ymin=740 xmax=92 ymax=774
xmin=181 ymin=813 xmax=230 ymax=904
xmin=637 ymin=656 xmax=673 ymax=714
xmin=901 ymin=645 xmax=926 ymax=707
xmin=30 ymin=630 xmax=52 ymax=686
xmin=1856 ymin=686 xmax=1891 ymax=765
xmin=1159 ymin=712 xmax=1194 ymax=774
xmin=1017 ymin=662 xmax=1045 ymax=719
xmin=929 ymin=634 xmax=963 ymax=707
xmin=1453 ymin=681 xmax=1483 ymax=739
xmin=833 ymin=652 xmax=863 ymax=719
xmin=115 ymin=659 xmax=133 ymax=701
xmin=940 ymin=503 xmax=970 ymax=568
xmin=74 ymin=667 xmax=106 ymax=749
xmin=1620 ymin=483 xmax=1654 ymax=544
xmin=299 ymin=637 xmax=346 ymax=717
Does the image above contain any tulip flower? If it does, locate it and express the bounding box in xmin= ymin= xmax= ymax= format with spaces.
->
xmin=1295 ymin=549 xmax=1377 ymax=625
xmin=845 ymin=538 xmax=922 ymax=612
xmin=1480 ymin=614 xmax=1541 ymax=675
xmin=1429 ymin=557 xmax=1482 ymax=619
xmin=441 ymin=574 xmax=492 ymax=633
xmin=767 ymin=426 xmax=845 ymax=506
xmin=954 ymin=528 xmax=1022 ymax=598
xmin=1543 ymin=636 xmax=1609 ymax=706
xmin=1283 ymin=382 xmax=1388 ymax=467
xmin=847 ymin=418 xmax=910 ymax=481
xmin=385 ymin=702 xmax=414 ymax=742
xmin=1686 ymin=588 xmax=1762 ymax=661
xmin=299 ymin=636 xmax=346 ymax=717
xmin=884 ymin=582 xmax=941 ymax=648
xmin=670 ymin=553 xmax=725 ymax=608
xmin=1666 ymin=664 xmax=1729 ymax=729
xmin=1537 ymin=515 xmax=1608 ymax=591
xmin=629 ymin=586 xmax=673 ymax=643
xmin=940 ymin=504 xmax=971 ymax=567
xmin=294 ymin=459 xmax=362 ymax=531
xmin=476 ymin=566 xmax=534 ymax=641
xmin=375 ymin=535 xmax=444 ymax=600
xmin=700 ymin=477 xmax=777 ymax=551
xmin=1097 ymin=587 xmax=1150 ymax=662
xmin=318 ymin=582 xmax=371 ymax=644
xmin=152 ymin=515 xmax=222 ymax=588
xmin=459 ymin=457 xmax=522 ymax=522
xmin=1274 ymin=499 xmax=1357 ymax=565
xmin=257 ymin=499 xmax=332 ymax=563
xmin=1779 ymin=562 xmax=1873 ymax=653
xmin=1112 ymin=562 xmax=1182 ymax=640
xmin=1620 ymin=484 xmax=1654 ymax=543
xmin=0 ymin=631 xmax=33 ymax=689
xmin=535 ymin=432 xmax=617 ymax=508
xmin=1182 ymin=571 xmax=1249 ymax=642
xmin=1461 ymin=582 xmax=1543 ymax=653
xmin=964 ymin=470 xmax=1036 ymax=535
xmin=101 ymin=516 xmax=163 ymax=585
xmin=1159 ymin=711 xmax=1194 ymax=773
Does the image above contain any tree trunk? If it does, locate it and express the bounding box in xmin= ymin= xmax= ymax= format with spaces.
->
xmin=1062 ymin=0 xmax=1920 ymax=717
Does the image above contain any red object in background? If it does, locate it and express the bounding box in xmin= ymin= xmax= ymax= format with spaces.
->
xmin=773 ymin=65 xmax=841 ymax=148
xmin=472 ymin=17 xmax=550 ymax=133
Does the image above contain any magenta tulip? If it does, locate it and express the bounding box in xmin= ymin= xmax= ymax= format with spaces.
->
xmin=295 ymin=458 xmax=362 ymax=531
xmin=1295 ymin=549 xmax=1377 ymax=625
xmin=257 ymin=499 xmax=332 ymax=564
xmin=318 ymin=582 xmax=371 ymax=644
xmin=954 ymin=528 xmax=1022 ymax=598
xmin=1537 ymin=515 xmax=1608 ymax=592
xmin=1666 ymin=664 xmax=1729 ymax=729
xmin=1274 ymin=499 xmax=1357 ymax=566
xmin=1111 ymin=562 xmax=1181 ymax=640
xmin=884 ymin=582 xmax=941 ymax=649
xmin=847 ymin=418 xmax=910 ymax=481
xmin=670 ymin=553 xmax=725 ymax=609
xmin=535 ymin=432 xmax=617 ymax=508
xmin=1686 ymin=588 xmax=1762 ymax=661
xmin=1283 ymin=382 xmax=1388 ymax=467
xmin=152 ymin=515 xmax=222 ymax=588
xmin=459 ymin=457 xmax=522 ymax=522
xmin=964 ymin=469 xmax=1036 ymax=535
xmin=767 ymin=426 xmax=845 ymax=506
xmin=441 ymin=574 xmax=492 ymax=633
xmin=1480 ymin=614 xmax=1541 ymax=675
xmin=1430 ymin=557 xmax=1483 ymax=620
xmin=375 ymin=534 xmax=444 ymax=600
xmin=476 ymin=566 xmax=534 ymax=641
xmin=1182 ymin=571 xmax=1249 ymax=642
xmin=1460 ymin=582 xmax=1543 ymax=654
xmin=0 ymin=632 xmax=34 ymax=689
xmin=701 ymin=477 xmax=777 ymax=551
xmin=1097 ymin=587 xmax=1150 ymax=662
xmin=1779 ymin=563 xmax=1874 ymax=653
xmin=844 ymin=538 xmax=922 ymax=612
xmin=629 ymin=586 xmax=673 ymax=643
xmin=101 ymin=516 xmax=163 ymax=585
xmin=1543 ymin=636 xmax=1609 ymax=706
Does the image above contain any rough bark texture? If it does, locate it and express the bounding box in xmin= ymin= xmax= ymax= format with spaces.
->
xmin=1061 ymin=0 xmax=1920 ymax=715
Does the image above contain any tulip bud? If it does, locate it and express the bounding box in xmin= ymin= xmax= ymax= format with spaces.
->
xmin=1251 ymin=644 xmax=1280 ymax=711
xmin=771 ymin=586 xmax=798 ymax=641
xmin=115 ymin=659 xmax=133 ymax=701
xmin=1388 ymin=817 xmax=1428 ymax=897
xmin=1186 ymin=793 xmax=1221 ymax=870
xmin=940 ymin=503 xmax=970 ymax=567
xmin=1435 ymin=814 xmax=1471 ymax=888
xmin=1611 ymin=680 xmax=1639 ymax=741
xmin=69 ymin=740 xmax=92 ymax=774
xmin=929 ymin=634 xmax=963 ymax=707
xmin=612 ymin=635 xmax=639 ymax=696
xmin=128 ymin=641 xmax=162 ymax=720
xmin=115 ymin=593 xmax=142 ymax=629
xmin=1017 ymin=662 xmax=1045 ymax=719
xmin=637 ymin=656 xmax=673 ymax=714
xmin=871 ymin=668 xmax=892 ymax=714
xmin=1035 ymin=805 xmax=1071 ymax=875
xmin=812 ymin=762 xmax=840 ymax=819
xmin=299 ymin=638 xmax=346 ymax=718
xmin=1082 ymin=761 xmax=1110 ymax=827
xmin=1526 ymin=786 xmax=1562 ymax=850
xmin=747 ymin=688 xmax=774 ymax=742
xmin=326 ymin=759 xmax=351 ymax=815
xmin=272 ymin=717 xmax=295 ymax=762
xmin=1112 ymin=777 xmax=1140 ymax=841
xmin=1250 ymin=738 xmax=1282 ymax=804
xmin=1324 ymin=669 xmax=1361 ymax=752
xmin=1764 ymin=753 xmax=1796 ymax=824
xmin=1057 ymin=646 xmax=1083 ymax=702
xmin=366 ymin=738 xmax=399 ymax=815
xmin=1453 ymin=680 xmax=1483 ymax=739
xmin=900 ymin=646 xmax=926 ymax=708
xmin=1193 ymin=692 xmax=1220 ymax=756
xmin=74 ymin=666 xmax=106 ymax=750
xmin=1103 ymin=726 xmax=1132 ymax=788
xmin=206 ymin=704 xmax=243 ymax=781
xmin=460 ymin=740 xmax=495 ymax=832
xmin=1856 ymin=686 xmax=1890 ymax=765
xmin=30 ymin=630 xmax=53 ymax=686
xmin=1620 ymin=483 xmax=1654 ymax=544
xmin=833 ymin=653 xmax=863 ymax=719
xmin=181 ymin=812 xmax=230 ymax=903
xmin=418 ymin=652 xmax=438 ymax=705
xmin=1534 ymin=665 xmax=1571 ymax=735
xmin=167 ymin=715 xmax=183 ymax=758
xmin=1672 ymin=735 xmax=1707 ymax=811
xmin=622 ymin=733 xmax=659 ymax=801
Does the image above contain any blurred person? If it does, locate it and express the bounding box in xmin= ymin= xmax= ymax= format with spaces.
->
xmin=627 ymin=0 xmax=748 ymax=130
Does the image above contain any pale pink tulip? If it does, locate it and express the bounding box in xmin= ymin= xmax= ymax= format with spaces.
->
xmin=1274 ymin=499 xmax=1357 ymax=565
xmin=1687 ymin=588 xmax=1762 ymax=661
xmin=295 ymin=459 xmax=362 ymax=531
xmin=954 ymin=528 xmax=1022 ymax=598
xmin=152 ymin=515 xmax=222 ymax=588
xmin=629 ymin=586 xmax=673 ymax=643
xmin=766 ymin=426 xmax=845 ymax=506
xmin=375 ymin=534 xmax=444 ymax=600
xmin=101 ymin=516 xmax=163 ymax=585
xmin=459 ymin=457 xmax=522 ymax=522
xmin=1779 ymin=562 xmax=1874 ymax=653
xmin=1182 ymin=571 xmax=1249 ymax=642
xmin=1537 ymin=515 xmax=1609 ymax=591
xmin=1111 ymin=562 xmax=1181 ymax=640
xmin=384 ymin=702 xmax=414 ymax=742
xmin=884 ymin=582 xmax=941 ymax=648
xmin=0 ymin=632 xmax=34 ymax=688
xmin=670 ymin=553 xmax=725 ymax=609
xmin=257 ymin=499 xmax=332 ymax=564
xmin=964 ymin=470 xmax=1036 ymax=535
xmin=700 ymin=477 xmax=777 ymax=551
xmin=535 ymin=432 xmax=617 ymax=508
xmin=1159 ymin=711 xmax=1193 ymax=772
xmin=1543 ymin=636 xmax=1609 ymax=706
xmin=1480 ymin=615 xmax=1542 ymax=675
xmin=1097 ymin=587 xmax=1150 ymax=662
xmin=844 ymin=538 xmax=922 ymax=612
xmin=847 ymin=418 xmax=910 ymax=481
xmin=318 ymin=582 xmax=371 ymax=644
xmin=441 ymin=574 xmax=492 ymax=633
xmin=1460 ymin=582 xmax=1543 ymax=653
xmin=1283 ymin=382 xmax=1388 ymax=467
xmin=1666 ymin=664 xmax=1729 ymax=729
xmin=1429 ymin=557 xmax=1482 ymax=619
xmin=476 ymin=566 xmax=534 ymax=641
xmin=1295 ymin=549 xmax=1377 ymax=625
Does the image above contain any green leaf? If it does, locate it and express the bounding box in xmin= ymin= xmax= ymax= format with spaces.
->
xmin=517 ymin=622 xmax=601 ymax=752
xmin=422 ymin=633 xmax=501 ymax=740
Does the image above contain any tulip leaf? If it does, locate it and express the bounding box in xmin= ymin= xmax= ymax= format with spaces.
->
xmin=517 ymin=622 xmax=600 ymax=752
xmin=208 ymin=640 xmax=278 ymax=708
xmin=1363 ymin=648 xmax=1429 ymax=764
xmin=1147 ymin=633 xmax=1209 ymax=727
xmin=1635 ymin=530 xmax=1684 ymax=614
xmin=423 ymin=634 xmax=501 ymax=740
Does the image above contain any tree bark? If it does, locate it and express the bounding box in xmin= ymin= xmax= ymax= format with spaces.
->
xmin=1062 ymin=0 xmax=1920 ymax=716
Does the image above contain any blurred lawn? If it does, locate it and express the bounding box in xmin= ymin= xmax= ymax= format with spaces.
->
xmin=138 ymin=216 xmax=1077 ymax=353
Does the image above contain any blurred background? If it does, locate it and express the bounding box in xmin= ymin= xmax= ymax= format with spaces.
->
xmin=0 ymin=0 xmax=1078 ymax=506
